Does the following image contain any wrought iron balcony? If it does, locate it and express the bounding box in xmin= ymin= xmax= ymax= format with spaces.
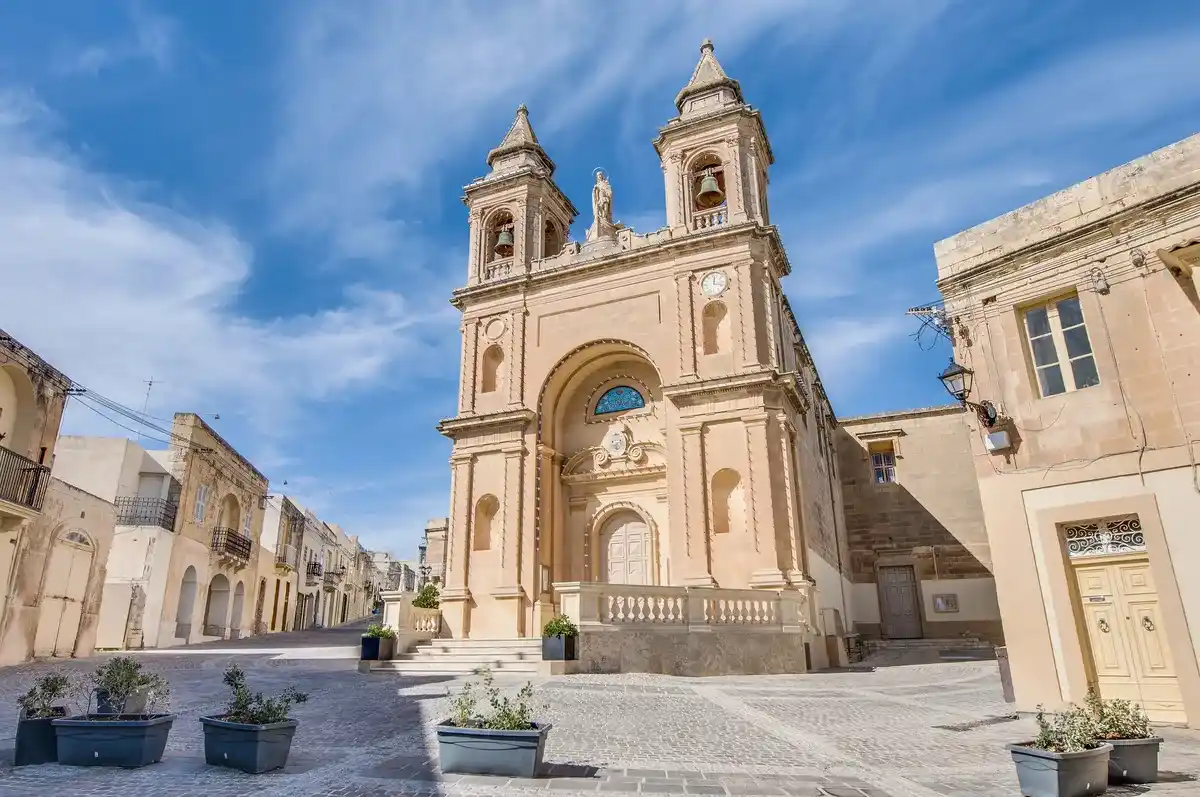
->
xmin=305 ymin=561 xmax=322 ymax=585
xmin=0 ymin=445 xmax=50 ymax=512
xmin=114 ymin=496 xmax=178 ymax=531
xmin=210 ymin=526 xmax=252 ymax=563
xmin=275 ymin=543 xmax=297 ymax=570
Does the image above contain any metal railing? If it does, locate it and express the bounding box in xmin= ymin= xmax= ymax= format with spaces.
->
xmin=210 ymin=527 xmax=252 ymax=562
xmin=114 ymin=496 xmax=178 ymax=531
xmin=275 ymin=544 xmax=297 ymax=569
xmin=0 ymin=446 xmax=50 ymax=511
xmin=306 ymin=561 xmax=323 ymax=578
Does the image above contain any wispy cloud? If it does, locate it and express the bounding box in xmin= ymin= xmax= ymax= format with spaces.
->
xmin=54 ymin=3 xmax=177 ymax=76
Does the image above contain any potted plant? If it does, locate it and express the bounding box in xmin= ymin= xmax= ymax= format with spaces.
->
xmin=15 ymin=672 xmax=73 ymax=766
xmin=541 ymin=615 xmax=579 ymax=661
xmin=1086 ymin=687 xmax=1161 ymax=784
xmin=412 ymin=583 xmax=440 ymax=609
xmin=436 ymin=667 xmax=550 ymax=778
xmin=199 ymin=664 xmax=309 ymax=774
xmin=1007 ymin=703 xmax=1111 ymax=797
xmin=361 ymin=622 xmax=397 ymax=661
xmin=52 ymin=656 xmax=174 ymax=768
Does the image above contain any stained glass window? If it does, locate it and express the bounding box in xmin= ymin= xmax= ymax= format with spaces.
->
xmin=595 ymin=386 xmax=646 ymax=415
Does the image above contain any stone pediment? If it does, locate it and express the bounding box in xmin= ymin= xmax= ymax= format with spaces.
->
xmin=561 ymin=427 xmax=666 ymax=484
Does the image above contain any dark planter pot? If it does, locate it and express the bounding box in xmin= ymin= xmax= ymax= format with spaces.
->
xmin=436 ymin=722 xmax=552 ymax=778
xmin=200 ymin=716 xmax=299 ymax=774
xmin=15 ymin=707 xmax=69 ymax=766
xmin=1007 ymin=742 xmax=1111 ymax=797
xmin=1106 ymin=736 xmax=1162 ymax=784
xmin=360 ymin=635 xmax=395 ymax=661
xmin=541 ymin=635 xmax=578 ymax=661
xmin=52 ymin=714 xmax=176 ymax=768
xmin=94 ymin=689 xmax=148 ymax=716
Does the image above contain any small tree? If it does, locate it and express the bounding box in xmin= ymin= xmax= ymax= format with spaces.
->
xmin=412 ymin=583 xmax=440 ymax=609
xmin=220 ymin=664 xmax=309 ymax=725
xmin=76 ymin=656 xmax=170 ymax=718
xmin=18 ymin=673 xmax=74 ymax=719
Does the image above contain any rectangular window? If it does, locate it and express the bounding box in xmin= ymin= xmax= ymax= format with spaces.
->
xmin=1023 ymin=294 xmax=1100 ymax=398
xmin=870 ymin=443 xmax=896 ymax=484
xmin=193 ymin=484 xmax=210 ymax=523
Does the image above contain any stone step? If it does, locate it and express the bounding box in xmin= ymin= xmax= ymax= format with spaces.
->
xmin=374 ymin=658 xmax=542 ymax=674
xmin=862 ymin=638 xmax=992 ymax=650
xmin=416 ymin=638 xmax=540 ymax=650
xmin=404 ymin=648 xmax=539 ymax=660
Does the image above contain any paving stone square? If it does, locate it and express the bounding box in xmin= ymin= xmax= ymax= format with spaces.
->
xmin=0 ymin=625 xmax=1197 ymax=796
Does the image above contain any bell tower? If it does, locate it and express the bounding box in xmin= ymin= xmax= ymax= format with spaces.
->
xmin=462 ymin=105 xmax=577 ymax=287
xmin=655 ymin=40 xmax=775 ymax=235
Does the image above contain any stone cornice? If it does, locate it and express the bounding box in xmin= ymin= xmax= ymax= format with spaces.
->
xmin=663 ymin=369 xmax=808 ymax=415
xmin=449 ymin=223 xmax=791 ymax=309
xmin=437 ymin=408 xmax=535 ymax=440
xmin=937 ymin=183 xmax=1200 ymax=297
xmin=652 ymin=105 xmax=775 ymax=166
xmin=839 ymin=404 xmax=965 ymax=426
xmin=461 ymin=168 xmax=579 ymax=220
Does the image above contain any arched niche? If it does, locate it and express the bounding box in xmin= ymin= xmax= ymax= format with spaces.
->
xmin=701 ymin=300 xmax=730 ymax=355
xmin=480 ymin=345 xmax=505 ymax=394
xmin=473 ymin=494 xmax=498 ymax=551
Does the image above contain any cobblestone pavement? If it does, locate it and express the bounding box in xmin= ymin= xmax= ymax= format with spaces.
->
xmin=1 ymin=633 xmax=1198 ymax=796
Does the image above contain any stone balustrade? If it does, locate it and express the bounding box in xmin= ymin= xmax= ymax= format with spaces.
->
xmin=553 ymin=582 xmax=813 ymax=634
xmin=691 ymin=206 xmax=727 ymax=231
xmin=379 ymin=590 xmax=442 ymax=640
xmin=409 ymin=607 xmax=441 ymax=634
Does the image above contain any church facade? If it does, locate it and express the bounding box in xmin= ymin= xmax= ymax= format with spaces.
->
xmin=437 ymin=41 xmax=852 ymax=648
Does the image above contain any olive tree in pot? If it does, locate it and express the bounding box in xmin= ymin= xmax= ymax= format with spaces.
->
xmin=437 ymin=667 xmax=550 ymax=778
xmin=52 ymin=657 xmax=173 ymax=768
xmin=1007 ymin=703 xmax=1111 ymax=797
xmin=361 ymin=623 xmax=397 ymax=661
xmin=14 ymin=672 xmax=73 ymax=766
xmin=1086 ymin=687 xmax=1161 ymax=785
xmin=200 ymin=664 xmax=309 ymax=774
xmin=541 ymin=615 xmax=579 ymax=661
xmin=412 ymin=583 xmax=439 ymax=609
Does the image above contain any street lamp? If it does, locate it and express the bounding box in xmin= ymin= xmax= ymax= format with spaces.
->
xmin=938 ymin=359 xmax=999 ymax=428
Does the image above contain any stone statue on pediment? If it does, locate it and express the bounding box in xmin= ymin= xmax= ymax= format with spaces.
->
xmin=586 ymin=169 xmax=617 ymax=242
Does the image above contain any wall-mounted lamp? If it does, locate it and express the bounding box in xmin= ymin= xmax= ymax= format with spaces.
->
xmin=937 ymin=359 xmax=999 ymax=428
xmin=1090 ymin=267 xmax=1111 ymax=295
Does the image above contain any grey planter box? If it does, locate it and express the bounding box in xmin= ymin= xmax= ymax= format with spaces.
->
xmin=1107 ymin=736 xmax=1162 ymax=784
xmin=200 ymin=716 xmax=299 ymax=774
xmin=15 ymin=708 xmax=68 ymax=766
xmin=52 ymin=714 xmax=176 ymax=768
xmin=1007 ymin=742 xmax=1112 ymax=797
xmin=541 ymin=635 xmax=577 ymax=661
xmin=361 ymin=635 xmax=395 ymax=661
xmin=436 ymin=722 xmax=552 ymax=778
xmin=94 ymin=689 xmax=148 ymax=716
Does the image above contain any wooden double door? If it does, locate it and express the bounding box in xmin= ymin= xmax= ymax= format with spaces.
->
xmin=1073 ymin=557 xmax=1185 ymax=723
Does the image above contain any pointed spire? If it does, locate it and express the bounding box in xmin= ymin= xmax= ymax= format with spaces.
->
xmin=675 ymin=38 xmax=744 ymax=114
xmin=487 ymin=104 xmax=552 ymax=172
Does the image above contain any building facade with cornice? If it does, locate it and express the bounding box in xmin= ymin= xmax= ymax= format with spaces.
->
xmin=935 ymin=132 xmax=1200 ymax=724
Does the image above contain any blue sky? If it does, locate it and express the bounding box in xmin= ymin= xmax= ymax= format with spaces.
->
xmin=2 ymin=1 xmax=1199 ymax=557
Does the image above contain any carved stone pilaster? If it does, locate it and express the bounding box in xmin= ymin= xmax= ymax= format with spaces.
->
xmin=501 ymin=450 xmax=523 ymax=576
xmin=460 ymin=320 xmax=480 ymax=413
xmin=724 ymin=135 xmax=745 ymax=221
xmin=446 ymin=455 xmax=474 ymax=591
xmin=677 ymin=273 xmax=697 ymax=378
xmin=507 ymin=309 xmax=526 ymax=408
xmin=467 ymin=210 xmax=482 ymax=285
xmin=736 ymin=261 xmax=756 ymax=369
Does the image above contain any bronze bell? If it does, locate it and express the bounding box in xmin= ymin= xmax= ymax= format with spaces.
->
xmin=696 ymin=169 xmax=724 ymax=209
xmin=494 ymin=228 xmax=514 ymax=256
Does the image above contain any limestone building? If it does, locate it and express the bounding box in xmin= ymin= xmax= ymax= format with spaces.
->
xmin=0 ymin=331 xmax=115 ymax=665
xmin=934 ymin=132 xmax=1200 ymax=724
xmin=437 ymin=41 xmax=847 ymax=663
xmin=258 ymin=494 xmax=303 ymax=633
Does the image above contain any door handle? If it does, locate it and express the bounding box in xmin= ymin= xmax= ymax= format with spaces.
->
xmin=1098 ymin=618 xmax=1111 ymax=633
xmin=1142 ymin=616 xmax=1155 ymax=632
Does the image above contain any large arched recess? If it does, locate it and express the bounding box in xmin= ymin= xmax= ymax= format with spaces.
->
xmin=533 ymin=339 xmax=665 ymax=594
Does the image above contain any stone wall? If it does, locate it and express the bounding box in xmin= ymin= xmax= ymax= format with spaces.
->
xmin=578 ymin=628 xmax=809 ymax=676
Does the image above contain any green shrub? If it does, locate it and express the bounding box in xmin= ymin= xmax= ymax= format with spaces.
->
xmin=364 ymin=623 xmax=397 ymax=639
xmin=412 ymin=583 xmax=440 ymax=609
xmin=1031 ymin=702 xmax=1102 ymax=753
xmin=220 ymin=664 xmax=309 ymax=725
xmin=541 ymin=615 xmax=578 ymax=638
xmin=79 ymin=656 xmax=170 ymax=717
xmin=1085 ymin=686 xmax=1153 ymax=740
xmin=447 ymin=667 xmax=542 ymax=731
xmin=18 ymin=672 xmax=74 ymax=719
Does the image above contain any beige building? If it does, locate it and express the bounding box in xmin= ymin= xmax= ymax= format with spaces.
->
xmin=418 ymin=518 xmax=447 ymax=586
xmin=0 ymin=331 xmax=116 ymax=665
xmin=934 ymin=132 xmax=1200 ymax=724
xmin=837 ymin=406 xmax=1000 ymax=643
xmin=258 ymin=494 xmax=303 ymax=634
xmin=435 ymin=42 xmax=847 ymax=670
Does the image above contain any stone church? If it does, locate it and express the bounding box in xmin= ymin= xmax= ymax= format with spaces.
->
xmin=435 ymin=41 xmax=998 ymax=667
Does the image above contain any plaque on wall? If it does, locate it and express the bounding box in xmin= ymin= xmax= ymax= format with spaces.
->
xmin=932 ymin=594 xmax=959 ymax=614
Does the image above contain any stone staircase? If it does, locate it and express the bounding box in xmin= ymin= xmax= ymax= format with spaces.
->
xmin=857 ymin=637 xmax=996 ymax=666
xmin=372 ymin=638 xmax=543 ymax=676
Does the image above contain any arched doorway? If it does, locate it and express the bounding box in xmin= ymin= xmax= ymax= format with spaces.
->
xmin=175 ymin=566 xmax=198 ymax=640
xmin=599 ymin=511 xmax=651 ymax=585
xmin=203 ymin=574 xmax=230 ymax=637
xmin=33 ymin=529 xmax=95 ymax=658
xmin=230 ymin=581 xmax=246 ymax=638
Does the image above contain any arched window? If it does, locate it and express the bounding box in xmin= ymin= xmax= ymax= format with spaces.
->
xmin=488 ymin=212 xmax=514 ymax=262
xmin=480 ymin=345 xmax=505 ymax=394
xmin=702 ymin=301 xmax=729 ymax=355
xmin=543 ymin=220 xmax=562 ymax=258
xmin=473 ymin=494 xmax=498 ymax=551
xmin=711 ymin=468 xmax=744 ymax=536
xmin=594 ymin=386 xmax=645 ymax=415
xmin=690 ymin=153 xmax=726 ymax=211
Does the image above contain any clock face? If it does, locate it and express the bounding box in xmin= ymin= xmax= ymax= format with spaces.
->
xmin=701 ymin=271 xmax=728 ymax=297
